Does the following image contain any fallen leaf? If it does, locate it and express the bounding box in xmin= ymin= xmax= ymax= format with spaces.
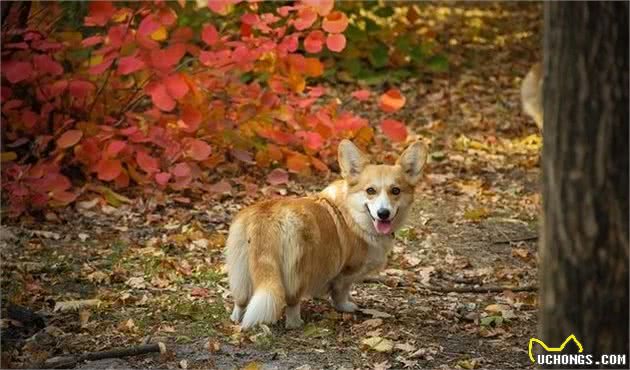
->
xmin=86 ymin=271 xmax=109 ymax=284
xmin=457 ymin=358 xmax=481 ymax=369
xmin=206 ymin=339 xmax=221 ymax=353
xmin=361 ymin=318 xmax=383 ymax=328
xmin=360 ymin=308 xmax=392 ymax=318
xmin=191 ymin=287 xmax=209 ymax=297
xmin=303 ymin=323 xmax=331 ymax=338
xmin=126 ymin=276 xmax=146 ymax=289
xmin=362 ymin=336 xmax=394 ymax=353
xmin=54 ymin=299 xmax=101 ymax=312
xmin=511 ymin=247 xmax=530 ymax=260
xmin=463 ymin=207 xmax=490 ymax=221
xmin=480 ymin=315 xmax=503 ymax=327
xmin=79 ymin=310 xmax=91 ymax=328
xmin=117 ymin=318 xmax=137 ymax=333
xmin=242 ymin=363 xmax=262 ymax=370
xmin=395 ymin=342 xmax=416 ymax=352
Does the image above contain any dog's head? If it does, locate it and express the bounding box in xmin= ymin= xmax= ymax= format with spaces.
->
xmin=338 ymin=139 xmax=427 ymax=236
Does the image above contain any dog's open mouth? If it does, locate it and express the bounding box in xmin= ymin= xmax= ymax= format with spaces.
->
xmin=374 ymin=219 xmax=393 ymax=234
xmin=365 ymin=204 xmax=395 ymax=235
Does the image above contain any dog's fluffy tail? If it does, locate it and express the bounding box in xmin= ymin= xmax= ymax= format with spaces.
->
xmin=240 ymin=262 xmax=285 ymax=329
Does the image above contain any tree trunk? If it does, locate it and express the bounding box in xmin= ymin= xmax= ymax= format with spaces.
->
xmin=541 ymin=1 xmax=629 ymax=366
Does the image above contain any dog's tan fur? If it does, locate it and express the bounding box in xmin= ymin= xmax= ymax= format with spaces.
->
xmin=226 ymin=140 xmax=427 ymax=329
xmin=521 ymin=62 xmax=543 ymax=130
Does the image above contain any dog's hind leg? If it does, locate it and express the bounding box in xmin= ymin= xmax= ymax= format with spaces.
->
xmin=226 ymin=219 xmax=252 ymax=323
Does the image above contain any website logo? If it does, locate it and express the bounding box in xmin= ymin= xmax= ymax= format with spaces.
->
xmin=529 ymin=334 xmax=627 ymax=367
xmin=528 ymin=334 xmax=583 ymax=363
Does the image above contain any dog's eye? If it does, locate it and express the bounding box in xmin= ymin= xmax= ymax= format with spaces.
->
xmin=366 ymin=187 xmax=376 ymax=195
xmin=391 ymin=187 xmax=401 ymax=195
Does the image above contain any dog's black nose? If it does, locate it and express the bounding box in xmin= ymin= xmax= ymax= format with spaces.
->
xmin=377 ymin=208 xmax=390 ymax=220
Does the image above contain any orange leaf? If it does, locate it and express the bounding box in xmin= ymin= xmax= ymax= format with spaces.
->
xmin=105 ymin=140 xmax=126 ymax=158
xmin=294 ymin=7 xmax=317 ymax=30
xmin=188 ymin=139 xmax=212 ymax=161
xmin=379 ymin=89 xmax=406 ymax=113
xmin=322 ymin=11 xmax=348 ymax=33
xmin=164 ymin=73 xmax=189 ymax=99
xmin=136 ymin=150 xmax=159 ymax=174
xmin=50 ymin=190 xmax=78 ymax=205
xmin=304 ymin=58 xmax=323 ymax=77
xmin=171 ymin=162 xmax=191 ymax=177
xmin=288 ymin=71 xmax=306 ymax=94
xmin=354 ymin=126 xmax=375 ymax=147
xmin=207 ymin=179 xmax=232 ymax=194
xmin=201 ymin=23 xmax=219 ymax=46
xmin=57 ymin=130 xmax=83 ymax=149
xmin=326 ymin=33 xmax=346 ymax=52
xmin=145 ymin=82 xmax=175 ymax=112
xmin=286 ymin=153 xmax=309 ymax=173
xmin=268 ymin=144 xmax=283 ymax=162
xmin=351 ymin=89 xmax=371 ymax=101
xmin=303 ymin=0 xmax=334 ymax=16
xmin=150 ymin=26 xmax=168 ymax=41
xmin=310 ymin=156 xmax=329 ymax=173
xmin=267 ymin=168 xmax=289 ymax=185
xmin=304 ymin=31 xmax=325 ymax=53
xmin=155 ymin=172 xmax=171 ymax=186
xmin=380 ymin=119 xmax=408 ymax=142
xmin=96 ymin=159 xmax=122 ymax=181
xmin=181 ymin=106 xmax=202 ymax=133
xmin=299 ymin=131 xmax=324 ymax=150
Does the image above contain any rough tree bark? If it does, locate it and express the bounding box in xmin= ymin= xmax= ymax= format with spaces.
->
xmin=541 ymin=1 xmax=629 ymax=366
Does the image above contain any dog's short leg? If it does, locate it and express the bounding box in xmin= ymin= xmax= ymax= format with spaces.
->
xmin=230 ymin=304 xmax=245 ymax=323
xmin=331 ymin=281 xmax=358 ymax=313
xmin=285 ymin=303 xmax=304 ymax=329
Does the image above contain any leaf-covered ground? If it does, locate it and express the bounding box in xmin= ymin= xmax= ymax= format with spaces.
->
xmin=1 ymin=3 xmax=542 ymax=369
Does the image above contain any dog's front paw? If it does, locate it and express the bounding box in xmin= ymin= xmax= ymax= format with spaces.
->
xmin=334 ymin=301 xmax=358 ymax=313
xmin=285 ymin=316 xmax=304 ymax=329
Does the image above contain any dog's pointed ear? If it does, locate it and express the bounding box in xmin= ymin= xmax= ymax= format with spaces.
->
xmin=396 ymin=141 xmax=427 ymax=185
xmin=338 ymin=139 xmax=368 ymax=181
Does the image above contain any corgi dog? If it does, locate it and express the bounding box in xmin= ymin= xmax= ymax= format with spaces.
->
xmin=521 ymin=62 xmax=543 ymax=130
xmin=225 ymin=140 xmax=427 ymax=330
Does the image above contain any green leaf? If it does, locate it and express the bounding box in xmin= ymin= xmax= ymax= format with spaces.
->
xmin=390 ymin=69 xmax=412 ymax=80
xmin=359 ymin=71 xmax=389 ymax=86
xmin=374 ymin=6 xmax=395 ymax=18
xmin=395 ymin=35 xmax=412 ymax=53
xmin=365 ymin=18 xmax=380 ymax=33
xmin=341 ymin=58 xmax=364 ymax=77
xmin=67 ymin=48 xmax=92 ymax=62
xmin=409 ymin=46 xmax=425 ymax=64
xmin=427 ymin=55 xmax=449 ymax=72
xmin=345 ymin=24 xmax=367 ymax=42
xmin=368 ymin=44 xmax=389 ymax=68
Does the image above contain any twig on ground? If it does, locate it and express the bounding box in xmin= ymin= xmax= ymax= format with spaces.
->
xmin=492 ymin=235 xmax=538 ymax=244
xmin=426 ymin=285 xmax=537 ymax=293
xmin=32 ymin=343 xmax=164 ymax=369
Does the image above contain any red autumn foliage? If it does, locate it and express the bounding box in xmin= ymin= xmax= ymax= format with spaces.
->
xmin=0 ymin=1 xmax=408 ymax=217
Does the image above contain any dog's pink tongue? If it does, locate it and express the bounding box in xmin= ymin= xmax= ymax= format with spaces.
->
xmin=374 ymin=220 xmax=393 ymax=234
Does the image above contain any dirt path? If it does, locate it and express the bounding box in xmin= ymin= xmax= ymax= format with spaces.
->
xmin=1 ymin=3 xmax=542 ymax=369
